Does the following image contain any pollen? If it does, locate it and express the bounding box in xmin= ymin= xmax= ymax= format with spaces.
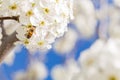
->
xmin=26 ymin=24 xmax=33 ymax=28
xmin=86 ymin=59 xmax=94 ymax=66
xmin=0 ymin=1 xmax=2 ymax=5
xmin=56 ymin=0 xmax=59 ymax=3
xmin=26 ymin=10 xmax=34 ymax=17
xmin=43 ymin=8 xmax=50 ymax=14
xmin=40 ymin=21 xmax=45 ymax=26
xmin=31 ymin=3 xmax=35 ymax=7
xmin=9 ymin=3 xmax=17 ymax=10
xmin=108 ymin=75 xmax=117 ymax=80
xmin=38 ymin=40 xmax=44 ymax=46
xmin=61 ymin=13 xmax=67 ymax=18
xmin=24 ymin=39 xmax=29 ymax=44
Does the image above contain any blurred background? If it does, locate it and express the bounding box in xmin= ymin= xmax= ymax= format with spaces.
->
xmin=1 ymin=0 xmax=120 ymax=80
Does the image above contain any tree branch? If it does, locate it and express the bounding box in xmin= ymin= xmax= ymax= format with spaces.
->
xmin=0 ymin=16 xmax=19 ymax=22
xmin=0 ymin=31 xmax=18 ymax=63
xmin=0 ymin=16 xmax=19 ymax=63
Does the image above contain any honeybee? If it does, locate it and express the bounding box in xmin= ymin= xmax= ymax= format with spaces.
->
xmin=25 ymin=26 xmax=35 ymax=39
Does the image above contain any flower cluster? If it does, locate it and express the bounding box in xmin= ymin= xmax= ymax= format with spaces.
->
xmin=0 ymin=0 xmax=73 ymax=51
xmin=68 ymin=2 xmax=120 ymax=79
xmin=73 ymin=38 xmax=120 ymax=80
xmin=52 ymin=38 xmax=120 ymax=80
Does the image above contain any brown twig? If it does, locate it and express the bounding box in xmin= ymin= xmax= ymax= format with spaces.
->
xmin=0 ymin=16 xmax=19 ymax=63
xmin=0 ymin=16 xmax=19 ymax=22
xmin=0 ymin=31 xmax=18 ymax=62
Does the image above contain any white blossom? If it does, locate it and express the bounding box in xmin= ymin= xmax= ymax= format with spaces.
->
xmin=54 ymin=28 xmax=78 ymax=54
xmin=73 ymin=0 xmax=97 ymax=38
xmin=14 ymin=61 xmax=48 ymax=80
xmin=71 ymin=72 xmax=85 ymax=80
xmin=4 ymin=20 xmax=20 ymax=35
xmin=108 ymin=7 xmax=120 ymax=39
xmin=51 ymin=59 xmax=80 ymax=80
xmin=0 ymin=0 xmax=22 ymax=16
